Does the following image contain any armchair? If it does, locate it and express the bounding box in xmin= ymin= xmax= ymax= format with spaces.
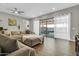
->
xmin=7 ymin=41 xmax=36 ymax=56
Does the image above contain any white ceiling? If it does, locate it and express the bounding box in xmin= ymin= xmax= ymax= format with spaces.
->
xmin=0 ymin=3 xmax=78 ymax=18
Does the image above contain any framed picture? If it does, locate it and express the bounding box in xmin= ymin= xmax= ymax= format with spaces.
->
xmin=8 ymin=18 xmax=17 ymax=26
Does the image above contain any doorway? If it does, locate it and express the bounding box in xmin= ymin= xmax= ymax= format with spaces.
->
xmin=39 ymin=18 xmax=54 ymax=38
xmin=39 ymin=13 xmax=70 ymax=40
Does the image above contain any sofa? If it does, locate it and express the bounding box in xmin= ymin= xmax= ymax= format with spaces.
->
xmin=4 ymin=30 xmax=44 ymax=47
xmin=0 ymin=33 xmax=36 ymax=56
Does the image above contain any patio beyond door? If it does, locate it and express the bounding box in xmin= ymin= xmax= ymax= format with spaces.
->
xmin=39 ymin=19 xmax=54 ymax=38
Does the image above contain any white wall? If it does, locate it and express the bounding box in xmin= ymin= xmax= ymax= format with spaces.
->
xmin=33 ymin=19 xmax=39 ymax=35
xmin=0 ymin=12 xmax=29 ymax=31
xmin=35 ymin=5 xmax=79 ymax=41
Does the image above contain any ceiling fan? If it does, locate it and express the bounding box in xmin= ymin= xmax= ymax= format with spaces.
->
xmin=8 ymin=8 xmax=24 ymax=14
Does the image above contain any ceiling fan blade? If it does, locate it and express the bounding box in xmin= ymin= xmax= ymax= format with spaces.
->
xmin=6 ymin=8 xmax=16 ymax=12
xmin=14 ymin=8 xmax=17 ymax=11
xmin=6 ymin=8 xmax=24 ymax=14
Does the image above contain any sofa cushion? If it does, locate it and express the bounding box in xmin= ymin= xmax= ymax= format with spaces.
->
xmin=4 ymin=31 xmax=11 ymax=36
xmin=11 ymin=31 xmax=20 ymax=35
xmin=0 ymin=34 xmax=19 ymax=53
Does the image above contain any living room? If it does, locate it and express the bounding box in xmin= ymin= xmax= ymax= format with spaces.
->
xmin=0 ymin=3 xmax=79 ymax=56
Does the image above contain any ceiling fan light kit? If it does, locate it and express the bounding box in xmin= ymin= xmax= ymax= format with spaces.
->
xmin=9 ymin=8 xmax=24 ymax=15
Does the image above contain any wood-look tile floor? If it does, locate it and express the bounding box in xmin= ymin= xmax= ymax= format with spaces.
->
xmin=33 ymin=37 xmax=76 ymax=56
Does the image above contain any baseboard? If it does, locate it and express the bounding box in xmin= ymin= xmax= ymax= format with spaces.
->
xmin=54 ymin=37 xmax=75 ymax=42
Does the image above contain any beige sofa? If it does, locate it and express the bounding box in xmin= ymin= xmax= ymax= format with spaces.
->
xmin=4 ymin=30 xmax=44 ymax=47
xmin=0 ymin=33 xmax=36 ymax=56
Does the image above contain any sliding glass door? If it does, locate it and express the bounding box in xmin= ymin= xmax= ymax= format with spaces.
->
xmin=39 ymin=19 xmax=54 ymax=38
xmin=39 ymin=13 xmax=70 ymax=40
xmin=54 ymin=13 xmax=70 ymax=40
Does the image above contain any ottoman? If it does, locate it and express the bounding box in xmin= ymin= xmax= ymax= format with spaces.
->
xmin=21 ymin=34 xmax=44 ymax=47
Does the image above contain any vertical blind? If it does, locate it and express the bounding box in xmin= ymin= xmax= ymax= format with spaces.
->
xmin=54 ymin=13 xmax=71 ymax=40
